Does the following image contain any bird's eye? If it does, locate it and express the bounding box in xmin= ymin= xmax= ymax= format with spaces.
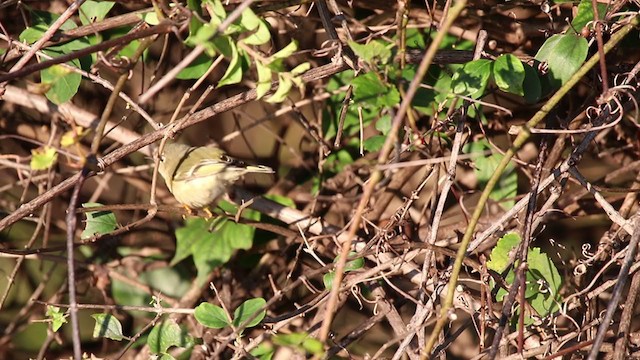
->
xmin=159 ymin=154 xmax=166 ymax=162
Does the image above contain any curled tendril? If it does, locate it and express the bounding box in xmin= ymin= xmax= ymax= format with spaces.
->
xmin=586 ymin=105 xmax=601 ymax=121
xmin=574 ymin=263 xmax=587 ymax=276
xmin=581 ymin=243 xmax=594 ymax=258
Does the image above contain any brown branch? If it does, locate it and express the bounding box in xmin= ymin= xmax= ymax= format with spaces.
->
xmin=0 ymin=20 xmax=176 ymax=84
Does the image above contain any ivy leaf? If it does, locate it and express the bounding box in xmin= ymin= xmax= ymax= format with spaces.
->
xmin=487 ymin=232 xmax=521 ymax=273
xmin=81 ymin=202 xmax=118 ymax=240
xmin=274 ymin=332 xmax=324 ymax=355
xmin=466 ymin=140 xmax=517 ymax=209
xmin=46 ymin=306 xmax=67 ymax=332
xmin=91 ymin=314 xmax=124 ymax=341
xmin=40 ymin=51 xmax=82 ymax=104
xmin=148 ymin=319 xmax=193 ymax=354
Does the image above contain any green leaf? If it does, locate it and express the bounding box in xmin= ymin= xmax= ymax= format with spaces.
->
xmin=290 ymin=62 xmax=311 ymax=76
xmin=404 ymin=28 xmax=426 ymax=49
xmin=263 ymin=194 xmax=296 ymax=208
xmin=240 ymin=10 xmax=270 ymax=46
xmin=324 ymin=149 xmax=354 ymax=173
xmin=522 ymin=63 xmax=542 ymax=104
xmin=572 ymin=0 xmax=607 ymax=32
xmin=487 ymin=232 xmax=563 ymax=321
xmin=527 ymin=248 xmax=562 ymax=316
xmin=467 ymin=140 xmax=517 ymax=209
xmin=46 ymin=306 xmax=67 ymax=332
xmin=148 ymin=319 xmax=192 ymax=354
xmin=256 ymin=61 xmax=273 ymax=99
xmin=194 ymin=302 xmax=230 ymax=329
xmin=139 ymin=11 xmax=160 ymax=25
xmin=363 ymin=135 xmax=386 ymax=152
xmin=352 ymin=71 xmax=400 ymax=108
xmin=186 ymin=24 xmax=218 ymax=55
xmin=243 ymin=20 xmax=271 ymax=45
xmin=180 ymin=211 xmax=258 ymax=283
xmin=336 ymin=251 xmax=365 ymax=272
xmin=375 ymin=115 xmax=392 ymax=134
xmin=81 ymin=202 xmax=118 ymax=240
xmin=302 ymin=338 xmax=324 ymax=355
xmin=348 ymin=40 xmax=392 ymax=64
xmin=493 ymin=54 xmax=525 ymax=96
xmin=251 ymin=343 xmax=275 ymax=360
xmin=487 ymin=232 xmax=521 ymax=273
xmin=274 ymin=332 xmax=323 ymax=355
xmin=232 ymin=298 xmax=266 ymax=328
xmin=30 ymin=146 xmax=57 ymax=170
xmin=79 ymin=1 xmax=114 ymax=25
xmin=91 ymin=314 xmax=124 ymax=341
xmin=265 ymin=74 xmax=292 ymax=103
xmin=171 ymin=217 xmax=206 ymax=265
xmin=269 ymin=41 xmax=298 ymax=60
xmin=535 ymin=34 xmax=588 ymax=87
xmin=176 ymin=53 xmax=213 ymax=79
xmin=323 ymin=271 xmax=335 ymax=290
xmin=451 ymin=59 xmax=493 ymax=99
xmin=207 ymin=0 xmax=227 ymax=25
xmin=20 ymin=11 xmax=77 ymax=44
xmin=217 ymin=40 xmax=242 ymax=87
xmin=38 ymin=48 xmax=83 ymax=104
xmin=187 ymin=0 xmax=204 ymax=39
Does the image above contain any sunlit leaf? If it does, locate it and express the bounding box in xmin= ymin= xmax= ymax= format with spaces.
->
xmin=194 ymin=302 xmax=230 ymax=329
xmin=535 ymin=34 xmax=588 ymax=87
xmin=46 ymin=306 xmax=67 ymax=332
xmin=265 ymin=74 xmax=292 ymax=103
xmin=256 ymin=61 xmax=272 ymax=99
xmin=148 ymin=319 xmax=193 ymax=354
xmin=348 ymin=40 xmax=392 ymax=64
xmin=81 ymin=202 xmax=118 ymax=239
xmin=30 ymin=146 xmax=57 ymax=170
xmin=451 ymin=59 xmax=492 ymax=98
xmin=79 ymin=1 xmax=115 ymax=25
xmin=91 ymin=314 xmax=124 ymax=341
xmin=232 ymin=298 xmax=266 ymax=328
xmin=493 ymin=54 xmax=525 ymax=96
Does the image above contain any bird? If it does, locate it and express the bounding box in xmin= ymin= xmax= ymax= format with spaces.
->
xmin=157 ymin=142 xmax=274 ymax=215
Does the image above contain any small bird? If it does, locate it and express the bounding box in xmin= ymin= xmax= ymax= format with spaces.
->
xmin=157 ymin=143 xmax=274 ymax=213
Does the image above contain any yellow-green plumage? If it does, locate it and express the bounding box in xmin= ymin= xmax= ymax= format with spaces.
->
xmin=157 ymin=143 xmax=274 ymax=209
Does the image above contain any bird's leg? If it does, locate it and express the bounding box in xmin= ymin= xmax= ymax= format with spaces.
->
xmin=203 ymin=207 xmax=214 ymax=219
xmin=181 ymin=204 xmax=196 ymax=219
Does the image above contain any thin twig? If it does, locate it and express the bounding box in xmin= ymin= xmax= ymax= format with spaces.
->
xmin=424 ymin=13 xmax=640 ymax=356
xmin=318 ymin=0 xmax=468 ymax=344
xmin=587 ymin=215 xmax=640 ymax=359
